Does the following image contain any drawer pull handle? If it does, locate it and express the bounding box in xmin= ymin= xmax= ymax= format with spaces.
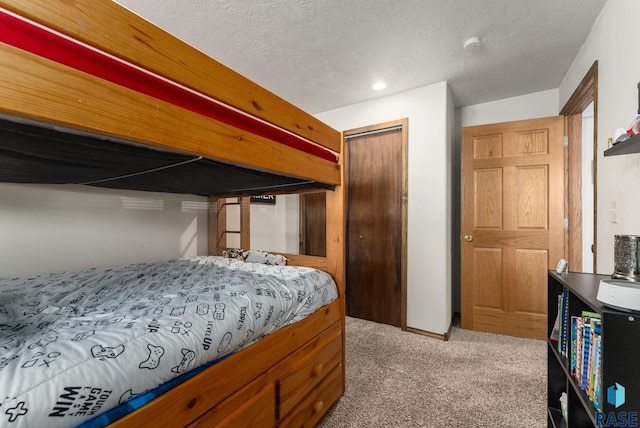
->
xmin=313 ymin=401 xmax=324 ymax=414
xmin=312 ymin=363 xmax=324 ymax=376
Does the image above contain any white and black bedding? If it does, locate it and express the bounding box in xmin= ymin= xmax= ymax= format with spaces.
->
xmin=0 ymin=256 xmax=338 ymax=428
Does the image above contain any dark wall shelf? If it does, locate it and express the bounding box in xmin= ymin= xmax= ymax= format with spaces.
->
xmin=604 ymin=133 xmax=640 ymax=156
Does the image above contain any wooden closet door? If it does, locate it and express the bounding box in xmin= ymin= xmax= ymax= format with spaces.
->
xmin=346 ymin=127 xmax=402 ymax=327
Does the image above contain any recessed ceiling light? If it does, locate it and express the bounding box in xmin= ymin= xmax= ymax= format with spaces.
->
xmin=372 ymin=82 xmax=387 ymax=91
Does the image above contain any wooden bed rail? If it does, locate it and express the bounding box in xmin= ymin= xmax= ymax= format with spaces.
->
xmin=0 ymin=0 xmax=341 ymax=154
xmin=0 ymin=4 xmax=341 ymax=186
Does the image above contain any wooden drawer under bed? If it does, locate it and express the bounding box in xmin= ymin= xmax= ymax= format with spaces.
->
xmin=187 ymin=374 xmax=275 ymax=428
xmin=272 ymin=319 xmax=343 ymax=422
xmin=279 ymin=365 xmax=343 ymax=428
xmin=187 ymin=319 xmax=343 ymax=428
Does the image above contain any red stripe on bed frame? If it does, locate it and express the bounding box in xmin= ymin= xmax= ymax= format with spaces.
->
xmin=0 ymin=9 xmax=338 ymax=163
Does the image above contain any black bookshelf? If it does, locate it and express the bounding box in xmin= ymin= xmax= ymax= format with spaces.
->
xmin=547 ymin=271 xmax=640 ymax=427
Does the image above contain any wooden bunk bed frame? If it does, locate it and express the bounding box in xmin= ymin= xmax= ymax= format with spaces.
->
xmin=0 ymin=1 xmax=345 ymax=427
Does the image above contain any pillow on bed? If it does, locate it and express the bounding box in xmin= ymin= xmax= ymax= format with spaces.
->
xmin=267 ymin=253 xmax=287 ymax=266
xmin=244 ymin=250 xmax=288 ymax=266
xmin=222 ymin=248 xmax=247 ymax=260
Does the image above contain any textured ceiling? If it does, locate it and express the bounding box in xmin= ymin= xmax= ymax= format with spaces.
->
xmin=114 ymin=0 xmax=607 ymax=114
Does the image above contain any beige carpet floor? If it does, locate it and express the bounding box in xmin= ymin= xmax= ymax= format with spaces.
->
xmin=318 ymin=317 xmax=547 ymax=428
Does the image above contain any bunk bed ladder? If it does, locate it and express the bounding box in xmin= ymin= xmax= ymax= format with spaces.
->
xmin=208 ymin=197 xmax=250 ymax=254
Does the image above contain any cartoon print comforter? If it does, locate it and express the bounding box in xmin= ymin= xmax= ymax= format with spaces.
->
xmin=0 ymin=256 xmax=338 ymax=428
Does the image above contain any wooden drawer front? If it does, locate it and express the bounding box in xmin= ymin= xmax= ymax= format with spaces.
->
xmin=279 ymin=365 xmax=343 ymax=428
xmin=278 ymin=322 xmax=343 ymax=418
xmin=188 ymin=374 xmax=275 ymax=428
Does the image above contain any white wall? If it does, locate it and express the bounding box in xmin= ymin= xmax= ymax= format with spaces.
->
xmin=458 ymin=88 xmax=559 ymax=128
xmin=225 ymin=195 xmax=300 ymax=253
xmin=316 ymin=81 xmax=453 ymax=335
xmin=0 ymin=183 xmax=208 ymax=278
xmin=446 ymin=84 xmax=455 ymax=324
xmin=250 ymin=194 xmax=299 ymax=253
xmin=559 ymin=0 xmax=640 ymax=274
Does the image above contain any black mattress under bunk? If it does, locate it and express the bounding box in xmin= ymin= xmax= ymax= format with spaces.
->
xmin=0 ymin=116 xmax=335 ymax=197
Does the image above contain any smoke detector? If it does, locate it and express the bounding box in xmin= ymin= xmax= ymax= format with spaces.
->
xmin=464 ymin=36 xmax=481 ymax=51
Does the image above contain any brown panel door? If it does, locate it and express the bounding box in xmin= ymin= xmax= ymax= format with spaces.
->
xmin=347 ymin=127 xmax=402 ymax=326
xmin=461 ymin=116 xmax=564 ymax=340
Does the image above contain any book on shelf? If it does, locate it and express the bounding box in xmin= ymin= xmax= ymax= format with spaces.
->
xmin=552 ymin=288 xmax=570 ymax=357
xmin=570 ymin=311 xmax=602 ymax=411
xmin=580 ymin=319 xmax=591 ymax=389
xmin=570 ymin=316 xmax=580 ymax=375
xmin=550 ymin=294 xmax=561 ymax=342
xmin=592 ymin=331 xmax=602 ymax=411
xmin=587 ymin=318 xmax=602 ymax=411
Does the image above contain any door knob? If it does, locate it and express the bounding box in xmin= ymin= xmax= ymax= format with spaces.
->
xmin=359 ymin=235 xmax=363 ymax=239
xmin=464 ymin=235 xmax=473 ymax=242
